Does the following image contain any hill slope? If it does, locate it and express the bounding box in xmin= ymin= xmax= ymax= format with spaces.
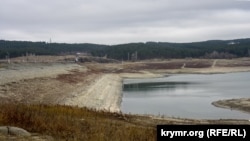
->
xmin=1 ymin=38 xmax=250 ymax=60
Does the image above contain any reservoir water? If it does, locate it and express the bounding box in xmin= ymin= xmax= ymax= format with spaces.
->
xmin=121 ymin=72 xmax=250 ymax=119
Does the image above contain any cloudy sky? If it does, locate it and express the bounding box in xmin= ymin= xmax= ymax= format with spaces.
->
xmin=0 ymin=0 xmax=250 ymax=44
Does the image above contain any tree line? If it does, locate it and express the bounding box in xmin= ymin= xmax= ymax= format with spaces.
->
xmin=1 ymin=39 xmax=250 ymax=60
xmin=0 ymin=40 xmax=106 ymax=59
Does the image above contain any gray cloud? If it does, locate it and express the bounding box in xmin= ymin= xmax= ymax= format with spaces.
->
xmin=0 ymin=0 xmax=250 ymax=44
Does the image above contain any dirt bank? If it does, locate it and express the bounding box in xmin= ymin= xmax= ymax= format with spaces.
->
xmin=63 ymin=74 xmax=123 ymax=112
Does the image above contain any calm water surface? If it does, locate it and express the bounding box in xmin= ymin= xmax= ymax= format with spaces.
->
xmin=121 ymin=72 xmax=250 ymax=119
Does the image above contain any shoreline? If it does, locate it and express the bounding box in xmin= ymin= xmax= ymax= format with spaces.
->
xmin=93 ymin=68 xmax=250 ymax=112
xmin=1 ymin=59 xmax=250 ymax=118
xmin=115 ymin=68 xmax=250 ymax=116
xmin=150 ymin=67 xmax=250 ymax=74
xmin=212 ymin=98 xmax=250 ymax=114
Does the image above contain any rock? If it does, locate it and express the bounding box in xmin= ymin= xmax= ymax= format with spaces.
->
xmin=0 ymin=126 xmax=31 ymax=136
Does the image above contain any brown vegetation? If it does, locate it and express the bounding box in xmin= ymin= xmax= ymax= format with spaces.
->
xmin=216 ymin=59 xmax=250 ymax=67
xmin=136 ymin=62 xmax=184 ymax=70
xmin=1 ymin=104 xmax=249 ymax=140
xmin=185 ymin=60 xmax=213 ymax=68
xmin=0 ymin=104 xmax=155 ymax=141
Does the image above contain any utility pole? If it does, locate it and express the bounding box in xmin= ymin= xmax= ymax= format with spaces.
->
xmin=6 ymin=52 xmax=10 ymax=64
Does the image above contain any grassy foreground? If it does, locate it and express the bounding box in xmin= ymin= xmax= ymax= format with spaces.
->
xmin=0 ymin=104 xmax=155 ymax=141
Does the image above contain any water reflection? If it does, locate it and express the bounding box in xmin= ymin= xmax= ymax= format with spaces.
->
xmin=121 ymin=72 xmax=250 ymax=119
xmin=123 ymin=82 xmax=193 ymax=91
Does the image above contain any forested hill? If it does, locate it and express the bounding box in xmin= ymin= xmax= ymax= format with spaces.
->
xmin=1 ymin=38 xmax=250 ymax=60
xmin=0 ymin=40 xmax=107 ymax=59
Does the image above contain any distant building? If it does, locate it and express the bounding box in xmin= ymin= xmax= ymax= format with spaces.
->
xmin=227 ymin=41 xmax=239 ymax=45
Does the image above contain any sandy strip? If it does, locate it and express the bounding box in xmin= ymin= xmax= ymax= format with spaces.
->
xmin=152 ymin=67 xmax=250 ymax=74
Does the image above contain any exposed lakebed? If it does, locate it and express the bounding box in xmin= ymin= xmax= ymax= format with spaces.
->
xmin=121 ymin=72 xmax=250 ymax=119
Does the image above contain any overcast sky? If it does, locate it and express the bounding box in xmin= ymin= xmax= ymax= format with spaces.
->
xmin=1 ymin=0 xmax=250 ymax=44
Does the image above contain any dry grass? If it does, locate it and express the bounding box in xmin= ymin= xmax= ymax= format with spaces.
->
xmin=185 ymin=60 xmax=213 ymax=68
xmin=0 ymin=104 xmax=155 ymax=141
xmin=0 ymin=63 xmax=5 ymax=68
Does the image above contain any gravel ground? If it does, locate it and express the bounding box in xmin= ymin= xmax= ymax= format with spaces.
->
xmin=0 ymin=63 xmax=85 ymax=85
xmin=63 ymin=74 xmax=123 ymax=112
